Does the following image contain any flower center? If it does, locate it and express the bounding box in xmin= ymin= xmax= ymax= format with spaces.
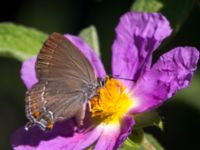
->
xmin=90 ymin=77 xmax=136 ymax=124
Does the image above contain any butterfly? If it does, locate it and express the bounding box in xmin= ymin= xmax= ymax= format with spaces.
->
xmin=25 ymin=32 xmax=104 ymax=131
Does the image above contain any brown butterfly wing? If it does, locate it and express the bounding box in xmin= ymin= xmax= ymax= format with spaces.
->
xmin=25 ymin=81 xmax=85 ymax=129
xmin=25 ymin=33 xmax=97 ymax=130
xmin=36 ymin=32 xmax=96 ymax=82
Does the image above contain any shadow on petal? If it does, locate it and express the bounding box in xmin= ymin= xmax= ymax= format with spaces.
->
xmin=11 ymin=119 xmax=76 ymax=147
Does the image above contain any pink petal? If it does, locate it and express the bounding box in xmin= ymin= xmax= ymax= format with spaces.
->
xmin=132 ymin=47 xmax=199 ymax=113
xmin=152 ymin=46 xmax=199 ymax=98
xmin=94 ymin=124 xmax=120 ymax=150
xmin=20 ymin=56 xmax=37 ymax=89
xmin=65 ymin=125 xmax=104 ymax=149
xmin=11 ymin=119 xmax=104 ymax=150
xmin=112 ymin=12 xmax=172 ymax=87
xmin=115 ymin=115 xmax=135 ymax=148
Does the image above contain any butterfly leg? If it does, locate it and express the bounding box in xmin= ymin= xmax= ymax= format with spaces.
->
xmin=74 ymin=102 xmax=87 ymax=128
xmin=87 ymin=101 xmax=92 ymax=112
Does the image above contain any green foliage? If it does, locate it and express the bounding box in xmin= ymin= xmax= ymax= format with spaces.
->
xmin=131 ymin=0 xmax=163 ymax=12
xmin=120 ymin=133 xmax=164 ymax=150
xmin=174 ymin=75 xmax=200 ymax=110
xmin=142 ymin=133 xmax=164 ymax=150
xmin=0 ymin=23 xmax=100 ymax=61
xmin=79 ymin=25 xmax=101 ymax=56
xmin=0 ymin=23 xmax=48 ymax=61
xmin=120 ymin=138 xmax=141 ymax=150
xmin=134 ymin=110 xmax=163 ymax=130
xmin=120 ymin=125 xmax=164 ymax=150
xmin=131 ymin=0 xmax=196 ymax=33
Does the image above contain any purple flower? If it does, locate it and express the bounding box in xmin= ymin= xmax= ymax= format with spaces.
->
xmin=11 ymin=12 xmax=199 ymax=150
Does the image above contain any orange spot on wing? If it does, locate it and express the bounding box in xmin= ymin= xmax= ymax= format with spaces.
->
xmin=31 ymin=102 xmax=41 ymax=119
xmin=47 ymin=121 xmax=53 ymax=129
xmin=33 ymin=111 xmax=41 ymax=119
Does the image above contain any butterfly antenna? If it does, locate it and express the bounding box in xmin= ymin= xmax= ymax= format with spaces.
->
xmin=110 ymin=74 xmax=136 ymax=82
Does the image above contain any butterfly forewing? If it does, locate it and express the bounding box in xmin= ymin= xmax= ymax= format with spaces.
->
xmin=36 ymin=33 xmax=96 ymax=82
xmin=25 ymin=33 xmax=98 ymax=130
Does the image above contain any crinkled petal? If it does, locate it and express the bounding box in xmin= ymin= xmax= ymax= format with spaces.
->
xmin=112 ymin=12 xmax=172 ymax=87
xmin=65 ymin=34 xmax=106 ymax=78
xmin=11 ymin=119 xmax=104 ymax=150
xmin=132 ymin=47 xmax=199 ymax=113
xmin=20 ymin=56 xmax=37 ymax=89
xmin=152 ymin=46 xmax=199 ymax=98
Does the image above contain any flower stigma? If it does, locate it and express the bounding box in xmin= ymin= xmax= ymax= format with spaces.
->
xmin=90 ymin=77 xmax=138 ymax=124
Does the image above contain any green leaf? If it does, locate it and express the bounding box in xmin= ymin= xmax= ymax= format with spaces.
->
xmin=174 ymin=75 xmax=200 ymax=110
xmin=134 ymin=110 xmax=164 ymax=130
xmin=141 ymin=133 xmax=164 ymax=150
xmin=120 ymin=138 xmax=141 ymax=150
xmin=0 ymin=23 xmax=48 ymax=61
xmin=131 ymin=0 xmax=164 ymax=12
xmin=120 ymin=133 xmax=164 ymax=150
xmin=129 ymin=129 xmax=144 ymax=144
xmin=79 ymin=25 xmax=100 ymax=56
xmin=131 ymin=0 xmax=196 ymax=33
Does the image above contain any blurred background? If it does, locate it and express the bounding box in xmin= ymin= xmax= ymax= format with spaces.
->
xmin=0 ymin=0 xmax=199 ymax=149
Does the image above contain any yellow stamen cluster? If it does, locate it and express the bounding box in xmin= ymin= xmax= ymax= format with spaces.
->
xmin=90 ymin=78 xmax=134 ymax=124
